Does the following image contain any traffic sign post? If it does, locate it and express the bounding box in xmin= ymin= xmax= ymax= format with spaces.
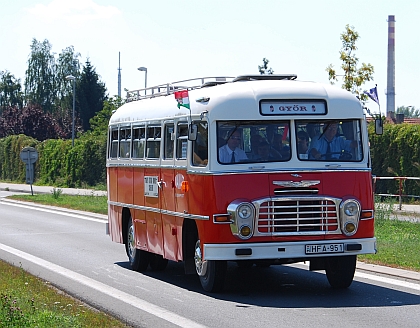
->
xmin=20 ymin=147 xmax=39 ymax=196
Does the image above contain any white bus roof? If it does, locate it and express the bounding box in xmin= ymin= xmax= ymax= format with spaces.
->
xmin=109 ymin=75 xmax=363 ymax=125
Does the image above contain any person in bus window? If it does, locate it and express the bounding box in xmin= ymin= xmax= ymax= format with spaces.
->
xmin=256 ymin=141 xmax=277 ymax=162
xmin=219 ymin=129 xmax=248 ymax=163
xmin=249 ymin=134 xmax=263 ymax=159
xmin=271 ymin=133 xmax=289 ymax=158
xmin=297 ymin=130 xmax=309 ymax=157
xmin=309 ymin=122 xmax=356 ymax=160
xmin=306 ymin=123 xmax=321 ymax=150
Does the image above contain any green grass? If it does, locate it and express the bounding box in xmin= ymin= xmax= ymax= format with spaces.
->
xmin=359 ymin=217 xmax=420 ymax=271
xmin=0 ymin=261 xmax=129 ymax=328
xmin=359 ymin=197 xmax=420 ymax=272
xmin=9 ymin=190 xmax=108 ymax=215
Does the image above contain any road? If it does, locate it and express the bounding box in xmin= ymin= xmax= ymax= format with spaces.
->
xmin=0 ymin=198 xmax=419 ymax=328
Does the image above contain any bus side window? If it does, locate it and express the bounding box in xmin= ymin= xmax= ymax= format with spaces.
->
xmin=176 ymin=123 xmax=188 ymax=159
xmin=132 ymin=126 xmax=145 ymax=159
xmin=164 ymin=124 xmax=174 ymax=159
xmin=146 ymin=126 xmax=161 ymax=159
xmin=192 ymin=121 xmax=208 ymax=166
xmin=119 ymin=128 xmax=131 ymax=158
xmin=110 ymin=128 xmax=118 ymax=158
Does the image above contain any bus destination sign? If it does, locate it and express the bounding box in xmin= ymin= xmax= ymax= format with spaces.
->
xmin=260 ymin=100 xmax=327 ymax=115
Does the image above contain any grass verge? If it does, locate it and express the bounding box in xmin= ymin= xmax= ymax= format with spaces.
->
xmin=9 ymin=190 xmax=107 ymax=215
xmin=0 ymin=261 xmax=128 ymax=327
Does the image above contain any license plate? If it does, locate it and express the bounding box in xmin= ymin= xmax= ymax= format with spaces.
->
xmin=305 ymin=243 xmax=344 ymax=254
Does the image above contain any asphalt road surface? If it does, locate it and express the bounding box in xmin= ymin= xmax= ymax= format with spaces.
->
xmin=0 ymin=198 xmax=419 ymax=328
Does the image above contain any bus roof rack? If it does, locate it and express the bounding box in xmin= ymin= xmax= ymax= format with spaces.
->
xmin=125 ymin=74 xmax=297 ymax=102
xmin=232 ymin=74 xmax=297 ymax=82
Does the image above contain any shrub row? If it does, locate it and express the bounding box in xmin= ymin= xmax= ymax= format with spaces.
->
xmin=0 ymin=133 xmax=107 ymax=188
xmin=369 ymin=122 xmax=420 ymax=197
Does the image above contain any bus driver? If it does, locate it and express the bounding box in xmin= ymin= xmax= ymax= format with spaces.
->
xmin=219 ymin=129 xmax=248 ymax=163
xmin=309 ymin=122 xmax=356 ymax=160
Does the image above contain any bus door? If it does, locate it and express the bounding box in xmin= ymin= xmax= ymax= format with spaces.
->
xmin=132 ymin=125 xmax=148 ymax=250
xmin=144 ymin=125 xmax=164 ymax=255
xmin=160 ymin=122 xmax=180 ymax=261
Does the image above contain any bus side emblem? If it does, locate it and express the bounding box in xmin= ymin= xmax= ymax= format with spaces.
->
xmin=273 ymin=180 xmax=320 ymax=187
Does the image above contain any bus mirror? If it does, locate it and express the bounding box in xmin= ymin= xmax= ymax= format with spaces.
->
xmin=375 ymin=119 xmax=383 ymax=135
xmin=188 ymin=124 xmax=198 ymax=141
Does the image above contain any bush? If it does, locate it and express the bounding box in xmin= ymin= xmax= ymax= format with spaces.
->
xmin=369 ymin=122 xmax=420 ymax=197
xmin=0 ymin=133 xmax=106 ymax=188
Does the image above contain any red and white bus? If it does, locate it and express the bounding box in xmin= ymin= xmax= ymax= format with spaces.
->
xmin=106 ymin=75 xmax=376 ymax=292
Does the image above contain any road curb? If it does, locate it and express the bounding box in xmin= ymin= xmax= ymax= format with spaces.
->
xmin=356 ymin=261 xmax=420 ymax=282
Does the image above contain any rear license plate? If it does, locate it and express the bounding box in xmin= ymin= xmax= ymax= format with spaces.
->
xmin=305 ymin=243 xmax=344 ymax=254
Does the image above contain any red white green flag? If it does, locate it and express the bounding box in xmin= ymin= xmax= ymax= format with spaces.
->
xmin=175 ymin=90 xmax=190 ymax=109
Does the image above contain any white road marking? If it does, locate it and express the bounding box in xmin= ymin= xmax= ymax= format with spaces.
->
xmin=0 ymin=243 xmax=206 ymax=328
xmin=0 ymin=200 xmax=105 ymax=223
xmin=355 ymin=271 xmax=420 ymax=292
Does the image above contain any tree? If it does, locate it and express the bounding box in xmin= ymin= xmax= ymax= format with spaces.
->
xmin=0 ymin=104 xmax=64 ymax=141
xmin=396 ymin=106 xmax=420 ymax=118
xmin=89 ymin=96 xmax=123 ymax=136
xmin=77 ymin=59 xmax=107 ymax=131
xmin=326 ymin=25 xmax=374 ymax=102
xmin=0 ymin=71 xmax=24 ymax=113
xmin=258 ymin=58 xmax=274 ymax=75
xmin=24 ymin=39 xmax=57 ymax=113
xmin=56 ymin=46 xmax=81 ymax=110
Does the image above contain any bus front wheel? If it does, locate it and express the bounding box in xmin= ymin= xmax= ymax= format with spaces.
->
xmin=194 ymin=240 xmax=226 ymax=292
xmin=125 ymin=216 xmax=149 ymax=272
xmin=325 ymin=255 xmax=356 ymax=288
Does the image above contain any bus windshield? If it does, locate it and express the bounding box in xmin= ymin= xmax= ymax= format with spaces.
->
xmin=217 ymin=119 xmax=363 ymax=164
xmin=217 ymin=121 xmax=291 ymax=164
xmin=296 ymin=119 xmax=363 ymax=162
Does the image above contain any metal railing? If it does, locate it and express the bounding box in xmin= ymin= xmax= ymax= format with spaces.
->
xmin=373 ymin=176 xmax=420 ymax=210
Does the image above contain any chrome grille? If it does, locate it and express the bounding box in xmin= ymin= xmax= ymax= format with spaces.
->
xmin=254 ymin=197 xmax=341 ymax=236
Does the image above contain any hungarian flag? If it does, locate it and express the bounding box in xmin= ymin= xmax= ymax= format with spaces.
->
xmin=175 ymin=90 xmax=190 ymax=109
xmin=364 ymin=85 xmax=379 ymax=105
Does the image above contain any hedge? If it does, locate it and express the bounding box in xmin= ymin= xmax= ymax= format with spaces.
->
xmin=0 ymin=133 xmax=107 ymax=188
xmin=369 ymin=122 xmax=420 ymax=197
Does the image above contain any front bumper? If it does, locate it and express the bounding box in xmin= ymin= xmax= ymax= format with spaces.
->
xmin=203 ymin=237 xmax=376 ymax=261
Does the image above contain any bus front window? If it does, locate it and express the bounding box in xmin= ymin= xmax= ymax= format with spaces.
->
xmin=217 ymin=121 xmax=290 ymax=164
xmin=296 ymin=120 xmax=363 ymax=162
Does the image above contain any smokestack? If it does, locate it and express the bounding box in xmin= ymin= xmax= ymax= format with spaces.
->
xmin=118 ymin=52 xmax=121 ymax=98
xmin=386 ymin=15 xmax=396 ymax=118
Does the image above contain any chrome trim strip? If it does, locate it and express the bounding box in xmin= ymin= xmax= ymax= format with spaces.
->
xmin=108 ymin=200 xmax=209 ymax=220
xmin=273 ymin=180 xmax=320 ymax=187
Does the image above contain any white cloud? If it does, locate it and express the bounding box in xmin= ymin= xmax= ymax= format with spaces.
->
xmin=26 ymin=0 xmax=121 ymax=23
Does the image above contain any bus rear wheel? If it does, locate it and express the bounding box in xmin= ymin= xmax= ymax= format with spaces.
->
xmin=325 ymin=255 xmax=356 ymax=288
xmin=125 ymin=216 xmax=150 ymax=272
xmin=194 ymin=240 xmax=226 ymax=292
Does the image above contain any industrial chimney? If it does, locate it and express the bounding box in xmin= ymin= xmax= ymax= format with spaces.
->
xmin=386 ymin=15 xmax=396 ymax=118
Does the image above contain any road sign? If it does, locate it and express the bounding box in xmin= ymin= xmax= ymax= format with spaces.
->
xmin=20 ymin=147 xmax=38 ymax=164
xmin=20 ymin=147 xmax=39 ymax=194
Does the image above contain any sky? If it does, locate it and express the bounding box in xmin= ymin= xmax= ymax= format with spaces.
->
xmin=1 ymin=0 xmax=419 ymax=114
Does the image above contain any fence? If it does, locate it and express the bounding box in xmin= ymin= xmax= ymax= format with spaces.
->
xmin=373 ymin=176 xmax=420 ymax=210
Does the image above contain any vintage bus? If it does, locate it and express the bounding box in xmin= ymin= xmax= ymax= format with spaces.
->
xmin=106 ymin=75 xmax=376 ymax=292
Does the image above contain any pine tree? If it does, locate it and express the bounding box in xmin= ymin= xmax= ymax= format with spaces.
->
xmin=77 ymin=59 xmax=107 ymax=131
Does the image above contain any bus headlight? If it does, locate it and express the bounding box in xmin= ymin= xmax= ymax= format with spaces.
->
xmin=340 ymin=199 xmax=361 ymax=236
xmin=237 ymin=203 xmax=254 ymax=219
xmin=227 ymin=200 xmax=255 ymax=239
